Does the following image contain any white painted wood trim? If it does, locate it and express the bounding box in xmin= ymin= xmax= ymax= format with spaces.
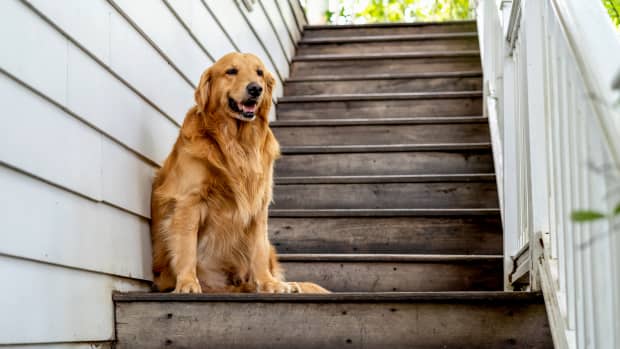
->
xmin=0 ymin=255 xmax=148 ymax=344
xmin=0 ymin=165 xmax=152 ymax=281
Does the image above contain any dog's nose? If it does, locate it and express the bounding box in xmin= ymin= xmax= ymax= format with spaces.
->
xmin=246 ymin=82 xmax=263 ymax=97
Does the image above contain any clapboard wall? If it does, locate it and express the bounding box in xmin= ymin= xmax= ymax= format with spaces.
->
xmin=0 ymin=0 xmax=305 ymax=346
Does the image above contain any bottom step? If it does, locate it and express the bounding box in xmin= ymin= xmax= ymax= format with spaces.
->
xmin=114 ymin=292 xmax=553 ymax=349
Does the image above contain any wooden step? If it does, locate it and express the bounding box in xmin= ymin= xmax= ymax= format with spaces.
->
xmin=274 ymin=173 xmax=495 ymax=184
xmin=269 ymin=208 xmax=501 ymax=217
xmin=276 ymin=92 xmax=482 ymax=119
xmin=290 ymin=52 xmax=481 ymax=77
xmin=271 ymin=179 xmax=499 ymax=210
xmin=269 ymin=214 xmax=501 ymax=254
xmin=280 ymin=142 xmax=491 ymax=154
xmin=284 ymin=71 xmax=482 ymax=95
xmin=275 ymin=148 xmax=494 ymax=177
xmin=279 ymin=254 xmax=502 ymax=292
xmin=114 ymin=291 xmax=553 ymax=348
xmin=272 ymin=118 xmax=490 ymax=146
xmin=297 ymin=32 xmax=479 ymax=55
xmin=302 ymin=20 xmax=478 ymax=38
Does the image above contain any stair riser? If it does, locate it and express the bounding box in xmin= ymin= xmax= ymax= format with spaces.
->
xmin=291 ymin=57 xmax=481 ymax=77
xmin=297 ymin=38 xmax=479 ymax=55
xmin=272 ymin=182 xmax=498 ymax=209
xmin=269 ymin=216 xmax=502 ymax=254
xmin=282 ymin=260 xmax=502 ymax=292
xmin=116 ymin=301 xmax=551 ymax=349
xmin=303 ymin=22 xmax=478 ymax=39
xmin=273 ymin=124 xmax=490 ymax=146
xmin=284 ymin=76 xmax=482 ymax=95
xmin=276 ymin=151 xmax=494 ymax=177
xmin=277 ymin=98 xmax=482 ymax=119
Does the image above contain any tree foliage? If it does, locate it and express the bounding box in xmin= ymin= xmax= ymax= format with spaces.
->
xmin=325 ymin=0 xmax=472 ymax=24
xmin=602 ymin=0 xmax=620 ymax=29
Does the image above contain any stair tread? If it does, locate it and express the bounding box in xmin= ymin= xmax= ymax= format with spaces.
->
xmin=114 ymin=291 xmax=542 ymax=303
xmin=300 ymin=32 xmax=477 ymax=44
xmin=281 ymin=143 xmax=491 ymax=154
xmin=293 ymin=51 xmax=480 ymax=61
xmin=269 ymin=208 xmax=500 ymax=217
xmin=304 ymin=20 xmax=477 ymax=30
xmin=278 ymin=253 xmax=502 ymax=262
xmin=278 ymin=91 xmax=482 ymax=102
xmin=275 ymin=174 xmax=495 ymax=184
xmin=271 ymin=116 xmax=487 ymax=127
xmin=285 ymin=71 xmax=482 ymax=82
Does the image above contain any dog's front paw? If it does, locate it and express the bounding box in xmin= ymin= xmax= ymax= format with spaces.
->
xmin=173 ymin=277 xmax=202 ymax=293
xmin=257 ymin=279 xmax=297 ymax=293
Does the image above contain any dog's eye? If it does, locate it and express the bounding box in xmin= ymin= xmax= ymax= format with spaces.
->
xmin=226 ymin=68 xmax=238 ymax=75
xmin=257 ymin=69 xmax=263 ymax=76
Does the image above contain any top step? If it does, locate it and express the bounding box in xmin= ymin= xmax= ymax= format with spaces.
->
xmin=303 ymin=20 xmax=477 ymax=39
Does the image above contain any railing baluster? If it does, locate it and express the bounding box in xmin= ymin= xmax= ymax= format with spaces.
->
xmin=478 ymin=0 xmax=620 ymax=345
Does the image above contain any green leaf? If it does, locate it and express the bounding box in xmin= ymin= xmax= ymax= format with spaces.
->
xmin=571 ymin=210 xmax=606 ymax=222
xmin=613 ymin=202 xmax=620 ymax=215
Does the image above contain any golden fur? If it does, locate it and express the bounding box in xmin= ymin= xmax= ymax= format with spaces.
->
xmin=150 ymin=52 xmax=328 ymax=294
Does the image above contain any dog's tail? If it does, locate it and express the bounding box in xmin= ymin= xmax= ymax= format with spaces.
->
xmin=293 ymin=282 xmax=331 ymax=294
xmin=269 ymin=245 xmax=331 ymax=294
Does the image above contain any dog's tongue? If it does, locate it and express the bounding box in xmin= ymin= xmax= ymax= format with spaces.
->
xmin=240 ymin=103 xmax=256 ymax=113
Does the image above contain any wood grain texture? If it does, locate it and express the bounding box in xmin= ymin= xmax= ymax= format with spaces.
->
xmin=303 ymin=21 xmax=477 ymax=38
xmin=115 ymin=293 xmax=552 ymax=349
xmin=273 ymin=123 xmax=490 ymax=146
xmin=280 ymin=256 xmax=502 ymax=291
xmin=290 ymin=55 xmax=481 ymax=76
xmin=277 ymin=97 xmax=483 ymax=119
xmin=275 ymin=150 xmax=494 ymax=177
xmin=272 ymin=182 xmax=499 ymax=209
xmin=269 ymin=216 xmax=502 ymax=254
xmin=284 ymin=74 xmax=482 ymax=95
xmin=274 ymin=174 xmax=495 ymax=184
xmin=297 ymin=35 xmax=479 ymax=55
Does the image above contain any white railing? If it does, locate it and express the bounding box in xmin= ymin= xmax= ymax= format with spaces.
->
xmin=477 ymin=0 xmax=620 ymax=348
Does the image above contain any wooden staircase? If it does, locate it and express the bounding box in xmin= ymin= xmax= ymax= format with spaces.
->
xmin=114 ymin=21 xmax=553 ymax=348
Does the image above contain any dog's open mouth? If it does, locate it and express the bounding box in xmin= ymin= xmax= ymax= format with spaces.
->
xmin=229 ymin=97 xmax=257 ymax=120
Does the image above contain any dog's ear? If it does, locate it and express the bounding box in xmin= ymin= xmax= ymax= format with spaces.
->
xmin=258 ymin=69 xmax=275 ymax=119
xmin=194 ymin=68 xmax=211 ymax=111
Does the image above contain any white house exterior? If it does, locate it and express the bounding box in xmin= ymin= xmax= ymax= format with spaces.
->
xmin=0 ymin=0 xmax=305 ymax=347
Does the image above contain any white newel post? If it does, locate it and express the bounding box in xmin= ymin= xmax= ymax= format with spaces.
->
xmin=500 ymin=0 xmax=519 ymax=291
xmin=521 ymin=0 xmax=550 ymax=291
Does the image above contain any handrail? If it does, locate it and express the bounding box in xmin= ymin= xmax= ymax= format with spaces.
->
xmin=548 ymin=0 xmax=620 ymax=164
xmin=477 ymin=0 xmax=620 ymax=348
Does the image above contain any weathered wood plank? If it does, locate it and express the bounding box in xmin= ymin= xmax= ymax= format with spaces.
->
xmin=276 ymin=97 xmax=482 ymax=119
xmin=297 ymin=34 xmax=479 ymax=55
xmin=290 ymin=54 xmax=481 ymax=76
xmin=279 ymin=255 xmax=503 ymax=292
xmin=273 ymin=122 xmax=490 ymax=146
xmin=303 ymin=21 xmax=478 ymax=38
xmin=275 ymin=150 xmax=494 ymax=177
xmin=269 ymin=215 xmax=502 ymax=254
xmin=272 ymin=182 xmax=499 ymax=209
xmin=115 ymin=292 xmax=552 ymax=349
xmin=284 ymin=73 xmax=482 ymax=95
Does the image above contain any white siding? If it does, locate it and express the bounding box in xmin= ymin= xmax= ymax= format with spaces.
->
xmin=0 ymin=0 xmax=303 ymax=346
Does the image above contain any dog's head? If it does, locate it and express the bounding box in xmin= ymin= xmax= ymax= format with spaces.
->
xmin=194 ymin=52 xmax=275 ymax=122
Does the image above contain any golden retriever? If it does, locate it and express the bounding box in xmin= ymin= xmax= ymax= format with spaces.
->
xmin=150 ymin=52 xmax=328 ymax=294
